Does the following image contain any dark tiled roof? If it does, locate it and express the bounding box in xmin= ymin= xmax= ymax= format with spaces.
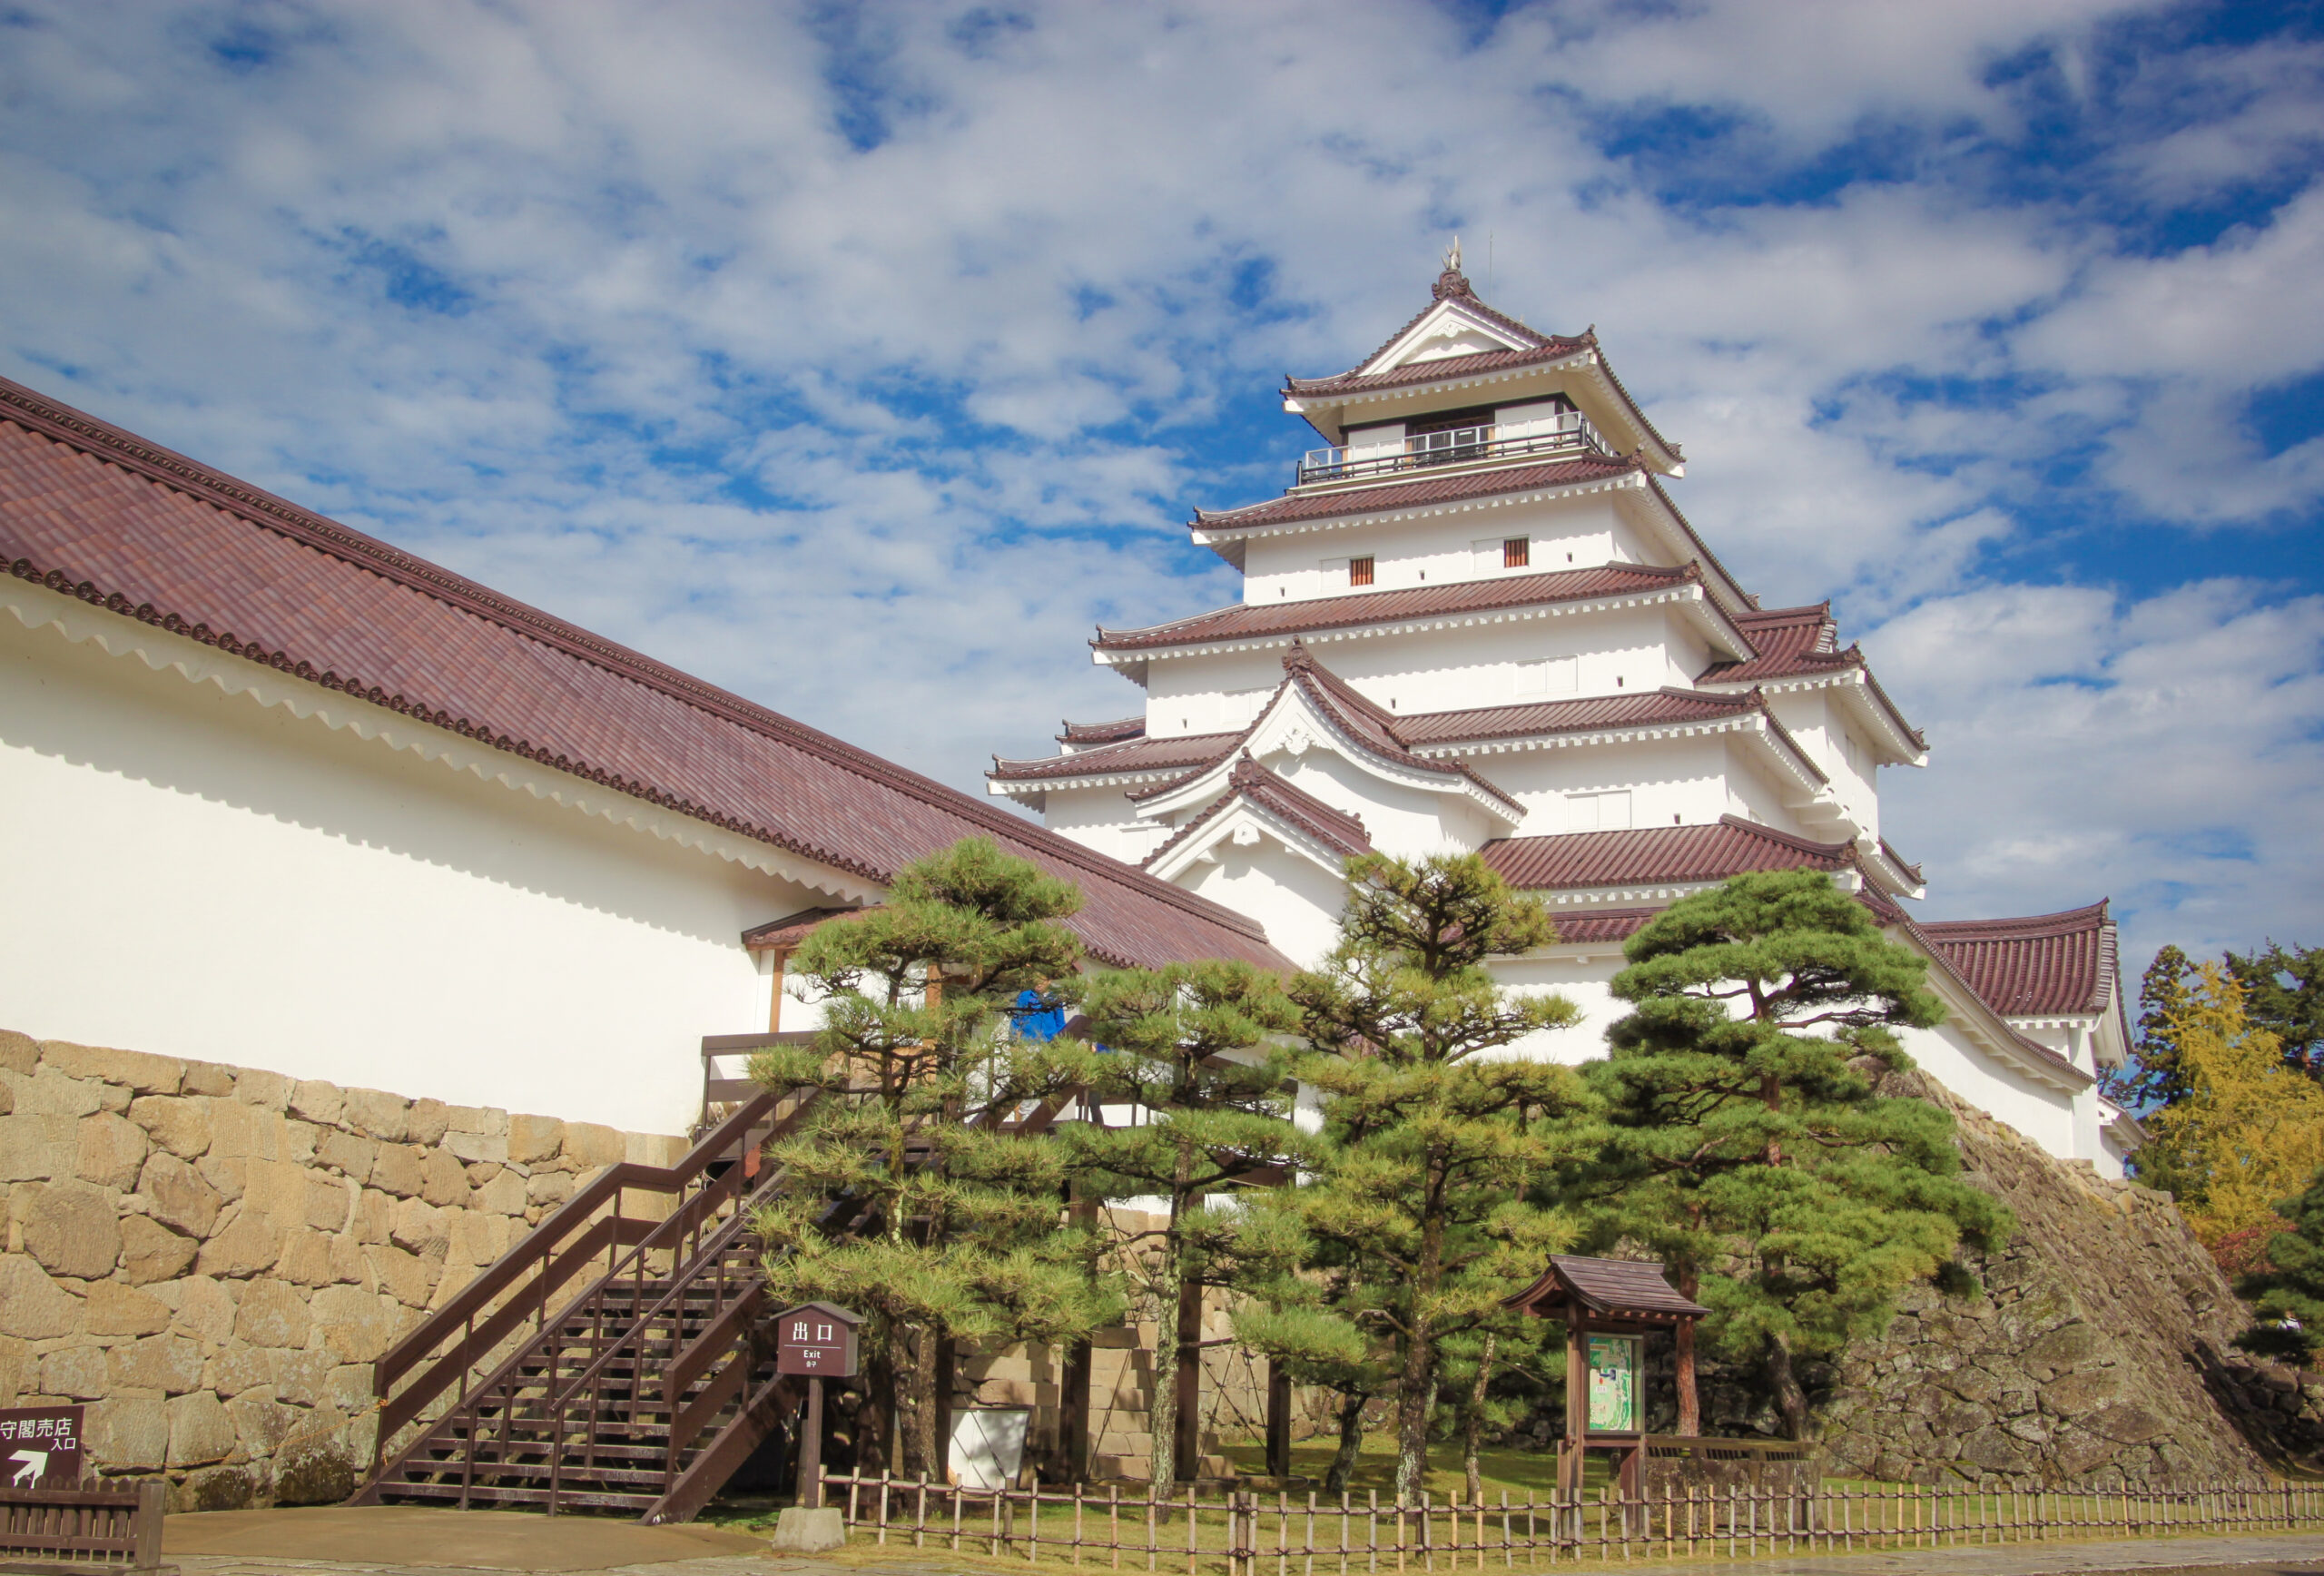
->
xmin=1540 ymin=907 xmax=1660 ymax=945
xmin=0 ymin=377 xmax=1290 ymax=975
xmin=1479 ymin=815 xmax=1856 ymax=891
xmin=1507 ymin=1255 xmax=1709 ymax=1319
xmin=1057 ymin=715 xmax=1145 ymax=746
xmin=1189 ymin=454 xmax=1640 ymax=533
xmin=1918 ymin=902 xmax=2113 ymax=1018
xmin=1144 ymin=754 xmax=1372 ymax=872
xmin=1879 ymin=838 xmax=1926 ymax=887
xmin=1095 ymin=562 xmax=1694 ymax=654
xmin=741 ymin=907 xmax=866 ymax=952
xmin=1699 ymin=605 xmax=1847 ymax=683
xmin=1282 ymin=271 xmax=1683 ymax=466
xmin=992 ymin=731 xmax=1236 ymax=783
xmin=1698 ymin=603 xmax=1928 ymax=753
xmin=1395 ymin=688 xmax=1756 ymax=748
xmin=1285 ymin=340 xmax=1595 ymax=399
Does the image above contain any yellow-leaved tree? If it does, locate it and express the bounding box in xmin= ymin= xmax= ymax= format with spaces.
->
xmin=2146 ymin=961 xmax=2324 ymax=1270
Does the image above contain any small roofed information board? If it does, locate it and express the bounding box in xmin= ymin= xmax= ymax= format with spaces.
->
xmin=0 ymin=1405 xmax=84 ymax=1487
xmin=1585 ymin=1335 xmax=1640 ymax=1433
xmin=774 ymin=1302 xmax=862 ymax=1378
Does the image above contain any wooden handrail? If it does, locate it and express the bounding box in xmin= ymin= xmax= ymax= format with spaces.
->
xmin=370 ymin=1086 xmax=793 ymax=1433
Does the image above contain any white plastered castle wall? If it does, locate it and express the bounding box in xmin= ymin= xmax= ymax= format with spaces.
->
xmin=0 ymin=583 xmax=862 ymax=1136
xmin=1237 ymin=491 xmax=1645 ymax=604
xmin=1174 ymin=839 xmax=1350 ymax=970
xmin=1137 ymin=605 xmax=1716 ymax=737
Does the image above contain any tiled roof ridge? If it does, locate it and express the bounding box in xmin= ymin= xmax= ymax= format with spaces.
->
xmin=1278 ymin=645 xmax=1525 ymax=813
xmin=1709 ymin=812 xmax=1856 ymax=862
xmin=1058 ymin=714 xmax=1145 ymax=744
xmin=1917 ymin=901 xmax=2112 ymax=941
xmin=1878 ymin=837 xmax=1926 ymax=887
xmin=1188 ymin=451 xmax=1643 ymax=531
xmin=1395 ymin=685 xmax=1758 ymax=749
xmin=1094 ymin=559 xmax=1695 ymax=654
xmin=1143 ymin=752 xmax=1371 ymax=872
xmin=1315 ymin=271 xmax=1572 ymax=390
xmin=0 ymin=378 xmax=1272 ymax=948
xmin=990 ymin=730 xmax=1237 ymax=782
xmin=1640 ymin=476 xmax=1752 ymax=614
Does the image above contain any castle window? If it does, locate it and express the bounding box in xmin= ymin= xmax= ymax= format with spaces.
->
xmin=1567 ymin=790 xmax=1632 ymax=832
xmin=1349 ymin=557 xmax=1375 ymax=587
xmin=1503 ymin=537 xmax=1530 ymax=569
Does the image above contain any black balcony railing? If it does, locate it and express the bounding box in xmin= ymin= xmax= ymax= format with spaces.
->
xmin=1297 ymin=415 xmax=1610 ymax=486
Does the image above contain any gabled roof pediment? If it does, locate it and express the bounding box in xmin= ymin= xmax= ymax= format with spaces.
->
xmin=1361 ymin=297 xmax=1536 ymax=379
xmin=1144 ymin=754 xmax=1373 ymax=882
xmin=1129 ymin=647 xmax=1522 ymax=828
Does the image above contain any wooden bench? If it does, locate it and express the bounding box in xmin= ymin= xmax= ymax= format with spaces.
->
xmin=0 ymin=1481 xmax=167 ymax=1575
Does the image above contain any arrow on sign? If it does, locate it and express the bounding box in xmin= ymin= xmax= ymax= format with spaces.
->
xmin=9 ymin=1452 xmax=46 ymax=1487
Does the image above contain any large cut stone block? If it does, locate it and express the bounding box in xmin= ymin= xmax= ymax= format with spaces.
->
xmin=41 ymin=1040 xmax=184 ymax=1096
xmin=17 ymin=1067 xmax=105 ymax=1118
xmin=233 ymin=1067 xmax=290 ymax=1113
xmin=341 ymin=1088 xmax=410 ymax=1143
xmin=162 ymin=1276 xmax=238 ymax=1345
xmin=89 ymin=1396 xmax=170 ymax=1471
xmin=0 ymin=1031 xmax=35 ymax=1077
xmin=418 ymin=1148 xmax=468 ymax=1208
xmin=314 ymin=1128 xmax=377 ymax=1185
xmin=41 ymin=1344 xmax=110 ymax=1401
xmin=113 ymin=1334 xmax=206 ymax=1395
xmin=167 ymin=1391 xmax=238 ymax=1466
xmin=120 ymin=1216 xmax=199 ymax=1286
xmin=234 ymin=1279 xmax=313 ymax=1349
xmin=310 ymin=1284 xmax=399 ymax=1363
xmin=24 ymin=1182 xmax=123 ymax=1279
xmin=180 ymin=1062 xmax=235 ymax=1098
xmin=195 ymin=1208 xmax=283 ymax=1279
xmin=289 ymin=1079 xmax=344 ymax=1127
xmin=142 ymin=1151 xmax=224 ymax=1236
xmin=406 ymin=1098 xmax=451 ymax=1146
xmin=130 ymin=1095 xmax=212 ymax=1159
xmin=507 ymin=1112 xmax=565 ymax=1164
xmin=442 ymin=1128 xmax=508 ymax=1165
xmin=0 ymin=1114 xmax=74 ymax=1181
xmin=368 ymin=1143 xmax=424 ymax=1198
xmin=469 ymin=1168 xmax=527 ymax=1216
xmin=563 ymin=1122 xmax=625 ymax=1168
xmin=85 ymin=1281 xmax=172 ymax=1337
xmin=75 ymin=1111 xmax=150 ymax=1189
xmin=364 ymin=1242 xmax=439 ymax=1309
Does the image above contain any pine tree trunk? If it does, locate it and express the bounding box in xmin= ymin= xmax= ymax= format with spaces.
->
xmin=1394 ymin=1158 xmax=1449 ymax=1506
xmin=1462 ymin=1333 xmax=1496 ymax=1502
xmin=1674 ymin=1267 xmax=1700 ymax=1438
xmin=1325 ymin=1393 xmax=1366 ymax=1495
xmin=1147 ymin=1291 xmax=1178 ymax=1490
xmin=908 ymin=1323 xmax=951 ymax=1478
xmin=859 ymin=1337 xmax=895 ymax=1476
xmin=1765 ymin=1332 xmax=1808 ymax=1442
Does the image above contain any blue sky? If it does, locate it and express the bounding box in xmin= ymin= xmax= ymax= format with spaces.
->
xmin=3 ymin=0 xmax=2319 ymax=973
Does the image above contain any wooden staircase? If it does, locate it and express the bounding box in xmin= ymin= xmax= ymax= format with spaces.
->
xmin=352 ymin=1088 xmax=818 ymax=1522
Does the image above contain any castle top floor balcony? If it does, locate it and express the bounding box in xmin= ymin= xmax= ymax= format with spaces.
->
xmin=1295 ymin=409 xmax=1612 ymax=488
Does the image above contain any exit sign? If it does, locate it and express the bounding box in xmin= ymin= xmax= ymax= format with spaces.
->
xmin=774 ymin=1302 xmax=862 ymax=1377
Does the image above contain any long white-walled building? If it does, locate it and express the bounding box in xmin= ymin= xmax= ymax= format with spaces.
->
xmin=991 ymin=256 xmax=2138 ymax=1175
xmin=0 ymin=375 xmax=1289 ymax=1136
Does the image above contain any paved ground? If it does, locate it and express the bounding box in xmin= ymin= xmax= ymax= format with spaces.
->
xmin=140 ymin=1509 xmax=2324 ymax=1576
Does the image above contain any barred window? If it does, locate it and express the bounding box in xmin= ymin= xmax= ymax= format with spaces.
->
xmin=1349 ymin=557 xmax=1375 ymax=587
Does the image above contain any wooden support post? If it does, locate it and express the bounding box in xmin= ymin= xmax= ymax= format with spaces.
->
xmin=1174 ymin=1276 xmax=1204 ymax=1482
xmin=1266 ymin=1359 xmax=1294 ymax=1480
xmin=1560 ymin=1311 xmax=1585 ymax=1497
xmin=797 ymin=1376 xmax=825 ymax=1509
xmin=768 ymin=948 xmax=792 ymax=1032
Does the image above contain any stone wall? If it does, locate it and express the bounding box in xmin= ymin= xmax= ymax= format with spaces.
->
xmin=0 ymin=1029 xmax=684 ymax=1511
xmin=1807 ymin=1069 xmax=2276 ymax=1485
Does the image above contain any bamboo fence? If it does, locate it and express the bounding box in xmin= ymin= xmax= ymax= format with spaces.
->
xmin=822 ymin=1471 xmax=2324 ymax=1574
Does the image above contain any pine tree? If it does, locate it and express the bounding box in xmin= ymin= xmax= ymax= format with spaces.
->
xmin=2143 ymin=960 xmax=2324 ymax=1269
xmin=749 ymin=838 xmax=1120 ymax=1476
xmin=2227 ymin=941 xmax=2324 ymax=1079
xmin=2235 ymin=1165 xmax=2324 ymax=1366
xmin=1058 ymin=960 xmax=1305 ymax=1487
xmin=2102 ymin=945 xmax=2196 ymax=1117
xmin=1265 ymin=852 xmax=1592 ymax=1505
xmin=1580 ymin=869 xmax=2014 ymax=1440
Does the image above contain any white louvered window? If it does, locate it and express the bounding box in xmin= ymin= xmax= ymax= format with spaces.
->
xmin=1566 ymin=790 xmax=1632 ymax=832
xmin=1516 ymin=656 xmax=1578 ymax=696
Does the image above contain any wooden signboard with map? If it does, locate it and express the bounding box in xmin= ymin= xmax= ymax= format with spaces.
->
xmin=1502 ymin=1256 xmax=1708 ymax=1494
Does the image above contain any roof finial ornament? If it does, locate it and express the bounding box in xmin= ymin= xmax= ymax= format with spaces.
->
xmin=1432 ymin=236 xmax=1475 ymax=302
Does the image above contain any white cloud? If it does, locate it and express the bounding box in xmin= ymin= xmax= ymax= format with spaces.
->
xmin=1873 ymin=580 xmax=2324 ymax=964
xmin=0 ymin=0 xmax=2319 ymax=965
